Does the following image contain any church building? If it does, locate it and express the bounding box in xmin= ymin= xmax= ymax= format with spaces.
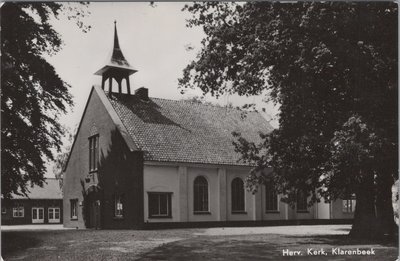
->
xmin=62 ymin=23 xmax=354 ymax=229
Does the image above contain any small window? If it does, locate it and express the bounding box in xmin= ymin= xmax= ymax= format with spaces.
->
xmin=48 ymin=207 xmax=61 ymax=223
xmin=342 ymin=198 xmax=356 ymax=213
xmin=89 ymin=135 xmax=99 ymax=172
xmin=296 ymin=191 xmax=308 ymax=212
xmin=265 ymin=182 xmax=278 ymax=212
xmin=70 ymin=199 xmax=78 ymax=219
xmin=2 ymin=207 xmax=6 ymax=214
xmin=148 ymin=192 xmax=172 ymax=218
xmin=13 ymin=205 xmax=24 ymax=218
xmin=194 ymin=176 xmax=209 ymax=213
xmin=115 ymin=194 xmax=124 ymax=218
xmin=231 ymin=178 xmax=245 ymax=213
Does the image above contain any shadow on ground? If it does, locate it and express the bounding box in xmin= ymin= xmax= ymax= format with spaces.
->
xmin=2 ymin=231 xmax=43 ymax=256
xmin=137 ymin=234 xmax=398 ymax=261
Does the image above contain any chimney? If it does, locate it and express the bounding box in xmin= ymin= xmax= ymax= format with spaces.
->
xmin=135 ymin=87 xmax=148 ymax=101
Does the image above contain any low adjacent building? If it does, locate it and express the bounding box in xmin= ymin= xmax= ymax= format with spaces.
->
xmin=2 ymin=178 xmax=63 ymax=225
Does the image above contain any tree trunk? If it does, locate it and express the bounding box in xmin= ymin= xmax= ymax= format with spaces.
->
xmin=350 ymin=175 xmax=381 ymax=239
xmin=375 ymin=174 xmax=397 ymax=237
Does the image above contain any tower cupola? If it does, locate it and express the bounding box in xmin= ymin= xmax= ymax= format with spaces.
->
xmin=95 ymin=21 xmax=137 ymax=94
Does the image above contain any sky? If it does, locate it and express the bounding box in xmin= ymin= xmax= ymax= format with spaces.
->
xmin=44 ymin=2 xmax=280 ymax=176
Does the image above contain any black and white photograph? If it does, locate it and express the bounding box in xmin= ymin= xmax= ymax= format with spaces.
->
xmin=1 ymin=1 xmax=398 ymax=260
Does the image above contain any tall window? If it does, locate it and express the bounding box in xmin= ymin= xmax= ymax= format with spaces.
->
xmin=2 ymin=207 xmax=6 ymax=214
xmin=89 ymin=135 xmax=99 ymax=172
xmin=13 ymin=204 xmax=24 ymax=218
xmin=343 ymin=198 xmax=356 ymax=213
xmin=148 ymin=192 xmax=172 ymax=218
xmin=70 ymin=199 xmax=78 ymax=219
xmin=194 ymin=176 xmax=209 ymax=213
xmin=115 ymin=194 xmax=124 ymax=218
xmin=231 ymin=178 xmax=245 ymax=213
xmin=296 ymin=191 xmax=308 ymax=212
xmin=265 ymin=182 xmax=278 ymax=212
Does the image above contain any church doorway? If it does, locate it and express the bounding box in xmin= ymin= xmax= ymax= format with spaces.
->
xmin=86 ymin=186 xmax=102 ymax=229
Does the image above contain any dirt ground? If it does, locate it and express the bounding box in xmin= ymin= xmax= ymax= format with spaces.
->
xmin=1 ymin=225 xmax=398 ymax=261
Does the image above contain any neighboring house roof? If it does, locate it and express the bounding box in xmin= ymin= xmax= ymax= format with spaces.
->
xmin=11 ymin=178 xmax=62 ymax=199
xmin=107 ymin=92 xmax=274 ymax=166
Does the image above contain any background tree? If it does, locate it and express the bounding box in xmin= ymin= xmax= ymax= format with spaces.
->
xmin=180 ymin=2 xmax=397 ymax=238
xmin=1 ymin=3 xmax=90 ymax=198
xmin=53 ymin=126 xmax=77 ymax=190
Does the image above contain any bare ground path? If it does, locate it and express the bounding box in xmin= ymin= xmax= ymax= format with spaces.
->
xmin=1 ymin=225 xmax=397 ymax=261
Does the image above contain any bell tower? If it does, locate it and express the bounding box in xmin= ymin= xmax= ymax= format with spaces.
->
xmin=95 ymin=21 xmax=137 ymax=94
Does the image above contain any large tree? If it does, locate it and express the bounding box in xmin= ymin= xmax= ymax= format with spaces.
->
xmin=180 ymin=2 xmax=397 ymax=238
xmin=1 ymin=3 xmax=89 ymax=198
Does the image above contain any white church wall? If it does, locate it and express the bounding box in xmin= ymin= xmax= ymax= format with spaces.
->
xmin=316 ymin=200 xmax=331 ymax=219
xmin=143 ymin=165 xmax=180 ymax=222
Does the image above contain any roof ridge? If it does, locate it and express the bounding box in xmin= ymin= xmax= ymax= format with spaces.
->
xmin=149 ymin=96 xmax=261 ymax=113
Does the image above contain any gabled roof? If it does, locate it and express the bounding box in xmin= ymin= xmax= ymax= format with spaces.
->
xmin=12 ymin=178 xmax=62 ymax=199
xmin=107 ymin=93 xmax=274 ymax=166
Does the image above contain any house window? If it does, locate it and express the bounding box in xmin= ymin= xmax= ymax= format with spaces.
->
xmin=2 ymin=207 xmax=6 ymax=214
xmin=343 ymin=198 xmax=356 ymax=213
xmin=70 ymin=199 xmax=78 ymax=219
xmin=13 ymin=205 xmax=24 ymax=218
xmin=48 ymin=207 xmax=60 ymax=223
xmin=231 ymin=178 xmax=245 ymax=213
xmin=114 ymin=194 xmax=124 ymax=218
xmin=89 ymin=135 xmax=99 ymax=172
xmin=148 ymin=192 xmax=172 ymax=218
xmin=194 ymin=176 xmax=209 ymax=213
xmin=296 ymin=191 xmax=308 ymax=212
xmin=265 ymin=182 xmax=278 ymax=212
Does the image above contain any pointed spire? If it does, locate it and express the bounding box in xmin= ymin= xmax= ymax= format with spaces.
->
xmin=110 ymin=21 xmax=131 ymax=67
xmin=95 ymin=21 xmax=137 ymax=94
xmin=95 ymin=21 xmax=137 ymax=76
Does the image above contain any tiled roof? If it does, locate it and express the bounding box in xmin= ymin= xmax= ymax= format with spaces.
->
xmin=12 ymin=178 xmax=62 ymax=199
xmin=107 ymin=93 xmax=273 ymax=166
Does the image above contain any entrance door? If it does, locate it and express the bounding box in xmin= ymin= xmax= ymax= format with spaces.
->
xmin=89 ymin=200 xmax=101 ymax=229
xmin=86 ymin=188 xmax=102 ymax=229
xmin=48 ymin=207 xmax=60 ymax=223
xmin=32 ymin=207 xmax=44 ymax=223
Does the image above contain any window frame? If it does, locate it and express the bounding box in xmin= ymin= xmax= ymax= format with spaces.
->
xmin=265 ymin=182 xmax=279 ymax=213
xmin=231 ymin=177 xmax=246 ymax=213
xmin=342 ymin=198 xmax=356 ymax=213
xmin=1 ymin=207 xmax=6 ymax=214
xmin=114 ymin=194 xmax=125 ymax=218
xmin=70 ymin=199 xmax=78 ymax=220
xmin=148 ymin=192 xmax=172 ymax=218
xmin=193 ymin=176 xmax=210 ymax=214
xmin=12 ymin=205 xmax=24 ymax=218
xmin=48 ymin=207 xmax=61 ymax=223
xmin=88 ymin=134 xmax=99 ymax=172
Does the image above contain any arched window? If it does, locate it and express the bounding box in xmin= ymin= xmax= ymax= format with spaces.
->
xmin=265 ymin=182 xmax=278 ymax=212
xmin=231 ymin=178 xmax=245 ymax=212
xmin=194 ymin=176 xmax=209 ymax=213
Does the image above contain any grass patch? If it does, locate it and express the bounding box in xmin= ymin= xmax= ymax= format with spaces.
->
xmin=2 ymin=226 xmax=397 ymax=260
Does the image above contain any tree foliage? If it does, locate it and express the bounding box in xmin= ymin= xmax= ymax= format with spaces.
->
xmin=181 ymin=2 xmax=397 ymax=237
xmin=1 ymin=3 xmax=89 ymax=198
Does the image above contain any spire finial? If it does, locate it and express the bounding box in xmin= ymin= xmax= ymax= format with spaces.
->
xmin=114 ymin=20 xmax=116 ymax=26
